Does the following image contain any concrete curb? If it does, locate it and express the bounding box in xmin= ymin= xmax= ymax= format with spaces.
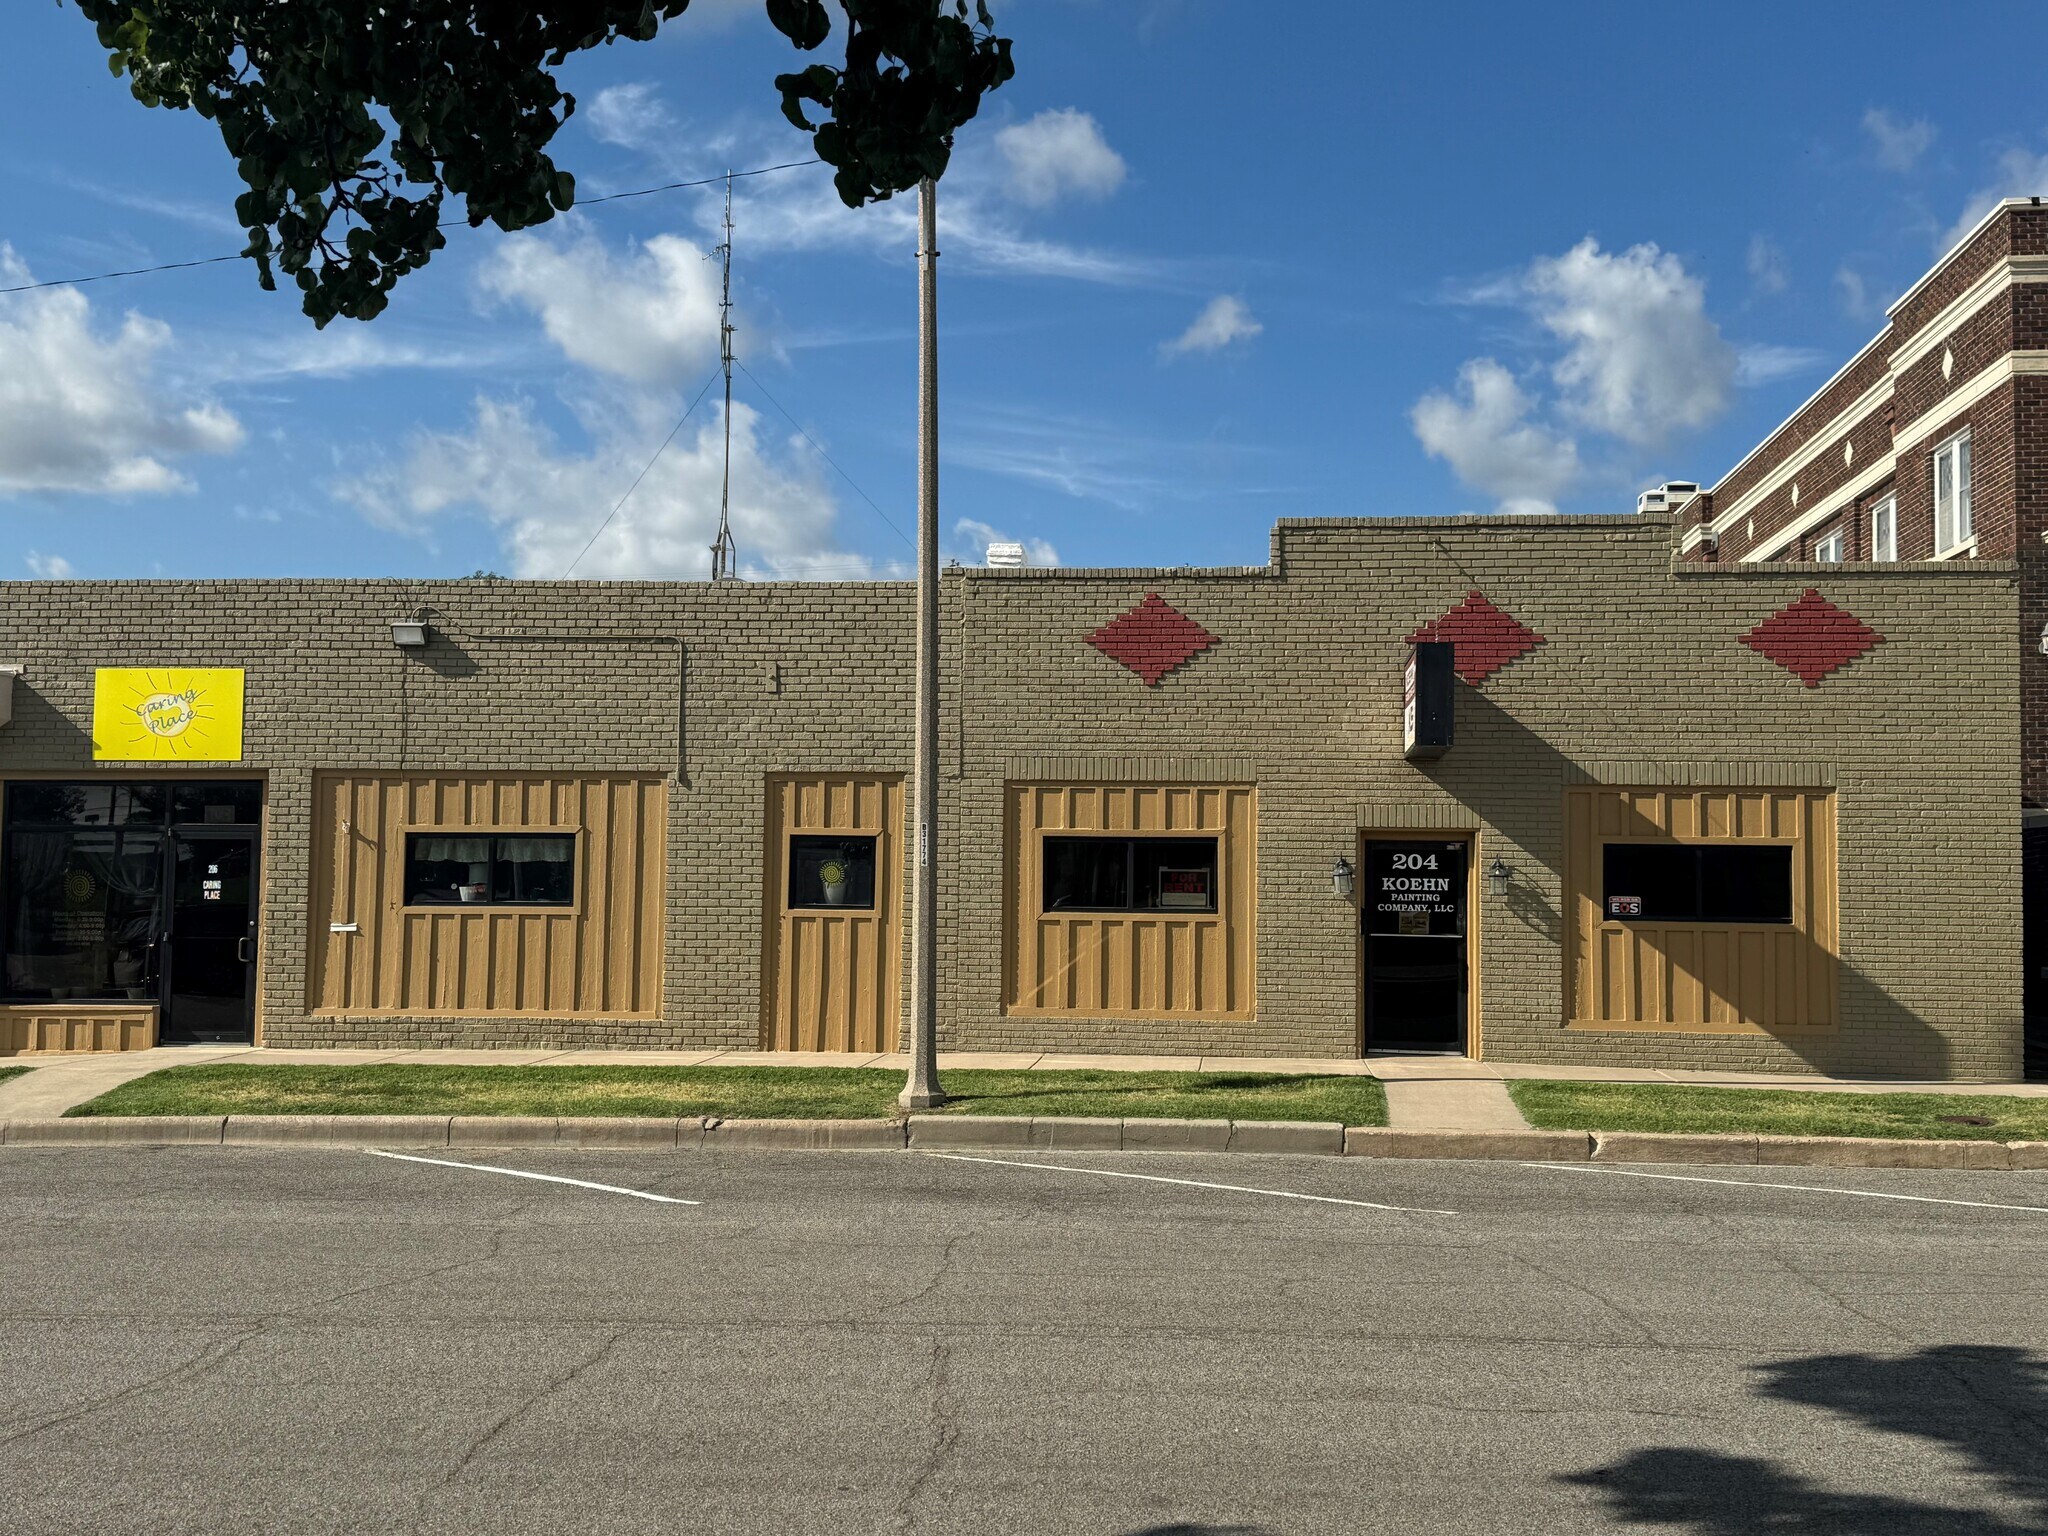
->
xmin=4 ymin=1115 xmax=2046 ymax=1169
xmin=1346 ymin=1128 xmax=1592 ymax=1161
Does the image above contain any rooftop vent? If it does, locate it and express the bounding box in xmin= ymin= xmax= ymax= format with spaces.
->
xmin=1636 ymin=481 xmax=1700 ymax=515
xmin=984 ymin=541 xmax=1026 ymax=568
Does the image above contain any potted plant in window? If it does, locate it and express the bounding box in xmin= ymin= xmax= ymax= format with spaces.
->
xmin=819 ymin=856 xmax=849 ymax=906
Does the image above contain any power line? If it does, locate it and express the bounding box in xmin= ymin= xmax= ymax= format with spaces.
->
xmin=0 ymin=251 xmax=246 ymax=295
xmin=736 ymin=359 xmax=914 ymax=550
xmin=0 ymin=158 xmax=825 ymax=297
xmin=562 ymin=362 xmax=723 ymax=579
xmin=573 ymin=158 xmax=820 ymax=211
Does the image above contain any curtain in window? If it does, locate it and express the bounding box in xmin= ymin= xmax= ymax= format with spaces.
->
xmin=411 ymin=837 xmax=491 ymax=863
xmin=493 ymin=838 xmax=572 ymax=864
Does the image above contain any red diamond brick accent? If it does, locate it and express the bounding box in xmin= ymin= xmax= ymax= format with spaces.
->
xmin=1404 ymin=591 xmax=1544 ymax=683
xmin=1740 ymin=588 xmax=1883 ymax=687
xmin=1087 ymin=593 xmax=1219 ymax=686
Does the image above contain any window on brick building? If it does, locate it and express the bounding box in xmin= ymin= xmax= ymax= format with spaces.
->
xmin=1814 ymin=529 xmax=1844 ymax=563
xmin=1043 ymin=836 xmax=1219 ymax=913
xmin=403 ymin=833 xmax=575 ymax=906
xmin=1934 ymin=431 xmax=1973 ymax=555
xmin=1601 ymin=843 xmax=1793 ymax=924
xmin=1870 ymin=495 xmax=1898 ymax=562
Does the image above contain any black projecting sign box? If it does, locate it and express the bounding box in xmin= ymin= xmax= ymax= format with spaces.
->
xmin=1403 ymin=641 xmax=1454 ymax=761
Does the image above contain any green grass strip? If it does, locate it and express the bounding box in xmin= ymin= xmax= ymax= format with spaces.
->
xmin=0 ymin=1066 xmax=30 ymax=1090
xmin=66 ymin=1063 xmax=1388 ymax=1126
xmin=1509 ymin=1080 xmax=2048 ymax=1141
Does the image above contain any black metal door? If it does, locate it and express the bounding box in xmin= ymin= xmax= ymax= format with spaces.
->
xmin=162 ymin=833 xmax=257 ymax=1044
xmin=1362 ymin=839 xmax=1468 ymax=1052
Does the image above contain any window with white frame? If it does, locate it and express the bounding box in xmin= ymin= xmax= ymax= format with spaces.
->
xmin=1933 ymin=431 xmax=1973 ymax=554
xmin=1814 ymin=529 xmax=1844 ymax=563
xmin=1870 ymin=494 xmax=1898 ymax=562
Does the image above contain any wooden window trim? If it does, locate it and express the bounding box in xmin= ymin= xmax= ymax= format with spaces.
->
xmin=1563 ymin=787 xmax=1837 ymax=1036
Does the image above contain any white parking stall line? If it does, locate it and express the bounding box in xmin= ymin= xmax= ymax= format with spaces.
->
xmin=925 ymin=1152 xmax=1457 ymax=1214
xmin=1524 ymin=1162 xmax=2048 ymax=1214
xmin=362 ymin=1148 xmax=699 ymax=1204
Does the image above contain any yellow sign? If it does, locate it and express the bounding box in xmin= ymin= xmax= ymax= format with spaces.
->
xmin=92 ymin=669 xmax=245 ymax=762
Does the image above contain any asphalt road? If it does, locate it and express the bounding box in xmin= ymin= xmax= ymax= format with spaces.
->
xmin=0 ymin=1147 xmax=2044 ymax=1535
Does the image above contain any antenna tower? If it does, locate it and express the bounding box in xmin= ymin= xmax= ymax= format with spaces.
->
xmin=709 ymin=169 xmax=739 ymax=581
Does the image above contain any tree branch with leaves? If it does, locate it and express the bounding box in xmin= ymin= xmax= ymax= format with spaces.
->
xmin=68 ymin=0 xmax=1014 ymax=325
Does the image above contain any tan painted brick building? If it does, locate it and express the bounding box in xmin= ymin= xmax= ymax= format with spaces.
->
xmin=0 ymin=511 xmax=2021 ymax=1078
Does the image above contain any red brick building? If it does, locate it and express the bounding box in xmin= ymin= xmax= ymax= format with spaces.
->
xmin=1677 ymin=197 xmax=2048 ymax=1070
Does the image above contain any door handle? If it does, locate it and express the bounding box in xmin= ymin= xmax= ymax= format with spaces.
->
xmin=237 ymin=937 xmax=256 ymax=965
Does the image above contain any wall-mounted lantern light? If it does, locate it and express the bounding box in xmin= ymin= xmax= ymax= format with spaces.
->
xmin=1485 ymin=856 xmax=1511 ymax=898
xmin=1331 ymin=855 xmax=1355 ymax=900
xmin=389 ymin=616 xmax=429 ymax=649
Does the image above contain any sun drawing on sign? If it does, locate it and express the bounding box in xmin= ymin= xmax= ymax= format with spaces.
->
xmin=97 ymin=670 xmax=234 ymax=760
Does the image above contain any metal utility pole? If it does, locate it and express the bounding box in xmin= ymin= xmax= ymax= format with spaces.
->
xmin=709 ymin=170 xmax=739 ymax=582
xmin=900 ymin=176 xmax=944 ymax=1110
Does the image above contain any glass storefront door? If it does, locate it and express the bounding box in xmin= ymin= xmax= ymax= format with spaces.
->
xmin=1 ymin=780 xmax=261 ymax=1043
xmin=1362 ymin=838 xmax=1470 ymax=1053
xmin=163 ymin=833 xmax=257 ymax=1043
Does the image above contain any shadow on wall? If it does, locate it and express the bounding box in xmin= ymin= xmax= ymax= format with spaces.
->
xmin=1566 ymin=1345 xmax=2048 ymax=1533
xmin=1424 ymin=686 xmax=1958 ymax=1077
xmin=410 ymin=630 xmax=480 ymax=680
xmin=2 ymin=679 xmax=97 ymax=763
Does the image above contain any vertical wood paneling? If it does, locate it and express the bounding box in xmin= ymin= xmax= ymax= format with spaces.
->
xmin=762 ymin=773 xmax=904 ymax=1052
xmin=1005 ymin=782 xmax=1255 ymax=1019
xmin=1565 ymin=786 xmax=1836 ymax=1033
xmin=307 ymin=773 xmax=665 ymax=1018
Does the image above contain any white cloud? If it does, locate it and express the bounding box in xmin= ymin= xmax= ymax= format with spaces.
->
xmin=1161 ymin=295 xmax=1261 ymax=358
xmin=25 ymin=551 xmax=74 ymax=579
xmin=51 ymin=174 xmax=243 ymax=236
xmin=1735 ymin=344 xmax=1826 ymax=386
xmin=995 ymin=109 xmax=1128 ymax=207
xmin=1410 ymin=358 xmax=1579 ymax=516
xmin=201 ymin=327 xmax=508 ymax=384
xmin=703 ymin=134 xmax=1163 ymax=287
xmin=337 ymin=391 xmax=881 ymax=581
xmin=951 ymin=517 xmax=1058 ymax=567
xmin=1747 ymin=233 xmax=1789 ymax=296
xmin=585 ymin=83 xmax=677 ymax=151
xmin=1524 ymin=237 xmax=1735 ymax=448
xmin=946 ymin=403 xmax=1272 ymax=511
xmin=478 ymin=227 xmax=722 ymax=385
xmin=0 ymin=245 xmax=243 ymax=496
xmin=1863 ymin=108 xmax=1935 ymax=174
xmin=1835 ymin=265 xmax=1872 ymax=318
xmin=1945 ymin=144 xmax=2048 ymax=250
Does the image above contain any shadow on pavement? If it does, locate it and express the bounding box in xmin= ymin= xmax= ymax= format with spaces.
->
xmin=1566 ymin=1345 xmax=2048 ymax=1532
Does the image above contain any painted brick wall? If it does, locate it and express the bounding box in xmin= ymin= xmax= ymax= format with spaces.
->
xmin=0 ymin=515 xmax=2022 ymax=1077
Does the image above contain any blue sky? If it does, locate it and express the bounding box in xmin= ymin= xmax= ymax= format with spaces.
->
xmin=4 ymin=0 xmax=2048 ymax=581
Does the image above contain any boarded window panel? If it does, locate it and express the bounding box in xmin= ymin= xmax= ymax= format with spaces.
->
xmin=307 ymin=773 xmax=664 ymax=1019
xmin=1565 ymin=786 xmax=1835 ymax=1035
xmin=1006 ymin=783 xmax=1255 ymax=1021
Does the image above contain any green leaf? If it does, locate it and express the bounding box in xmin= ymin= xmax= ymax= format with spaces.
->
xmin=766 ymin=0 xmax=831 ymax=50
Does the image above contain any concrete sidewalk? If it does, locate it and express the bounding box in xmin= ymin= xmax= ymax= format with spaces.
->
xmin=1 ymin=1043 xmax=2043 ymax=1123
